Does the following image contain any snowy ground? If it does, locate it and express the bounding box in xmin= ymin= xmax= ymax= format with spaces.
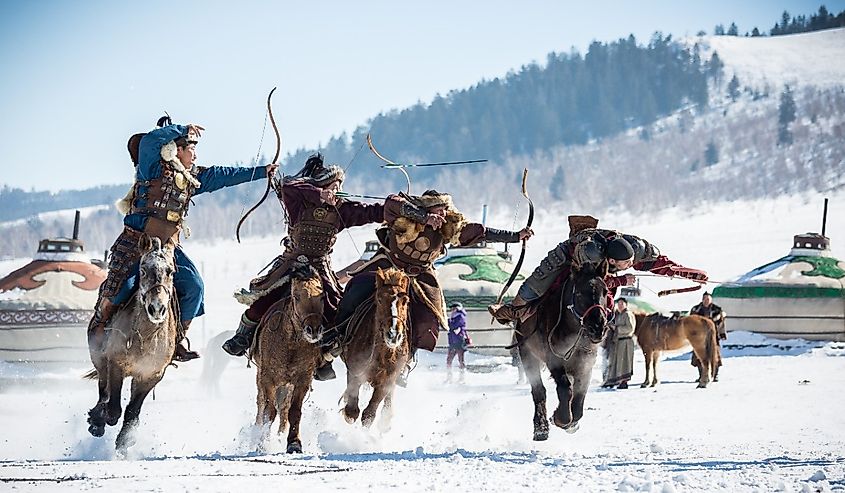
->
xmin=2 ymin=192 xmax=845 ymax=491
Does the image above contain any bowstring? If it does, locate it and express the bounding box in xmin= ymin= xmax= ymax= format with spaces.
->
xmin=239 ymin=109 xmax=270 ymax=225
xmin=333 ymin=139 xmax=369 ymax=258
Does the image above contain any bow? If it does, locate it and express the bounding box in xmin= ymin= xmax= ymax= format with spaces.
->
xmin=236 ymin=87 xmax=282 ymax=243
xmin=495 ymin=168 xmax=534 ymax=305
xmin=367 ymin=133 xmax=411 ymax=194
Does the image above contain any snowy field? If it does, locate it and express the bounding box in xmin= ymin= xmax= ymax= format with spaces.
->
xmin=2 ymin=191 xmax=845 ymax=491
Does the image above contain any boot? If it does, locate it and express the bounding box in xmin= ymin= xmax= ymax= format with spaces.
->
xmin=173 ymin=320 xmax=200 ymax=362
xmin=87 ymin=298 xmax=118 ymax=354
xmin=222 ymin=313 xmax=259 ymax=357
xmin=314 ymin=360 xmax=337 ymax=381
xmin=488 ymin=294 xmax=528 ymax=324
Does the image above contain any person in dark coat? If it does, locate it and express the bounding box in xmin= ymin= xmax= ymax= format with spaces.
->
xmin=445 ymin=302 xmax=470 ymax=383
xmin=88 ymin=119 xmax=276 ymax=362
xmin=602 ymin=298 xmax=636 ymax=389
xmin=222 ymin=154 xmax=384 ymax=368
xmin=689 ymin=291 xmax=726 ymax=374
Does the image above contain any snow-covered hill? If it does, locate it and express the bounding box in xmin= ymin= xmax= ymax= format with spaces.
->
xmin=694 ymin=28 xmax=845 ymax=89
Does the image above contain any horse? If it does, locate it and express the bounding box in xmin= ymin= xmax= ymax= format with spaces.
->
xmin=341 ymin=267 xmax=411 ymax=429
xmin=634 ymin=313 xmax=720 ymax=389
xmin=85 ymin=235 xmax=178 ymax=453
xmin=252 ymin=268 xmax=325 ymax=453
xmin=515 ymin=263 xmax=612 ymax=441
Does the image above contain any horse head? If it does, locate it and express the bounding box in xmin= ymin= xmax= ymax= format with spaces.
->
xmin=375 ymin=267 xmax=410 ymax=350
xmin=290 ymin=267 xmax=325 ymax=344
xmin=568 ymin=263 xmax=611 ymax=343
xmin=137 ymin=234 xmax=175 ymax=325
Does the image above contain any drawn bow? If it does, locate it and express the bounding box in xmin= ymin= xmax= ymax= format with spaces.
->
xmin=366 ymin=133 xmax=411 ymax=194
xmin=495 ymin=168 xmax=534 ymax=305
xmin=236 ymin=87 xmax=282 ymax=243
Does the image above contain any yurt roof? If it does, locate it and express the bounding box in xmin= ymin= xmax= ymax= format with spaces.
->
xmin=0 ymin=259 xmax=106 ymax=311
xmin=437 ymin=246 xmax=522 ymax=306
xmin=713 ymin=233 xmax=845 ymax=299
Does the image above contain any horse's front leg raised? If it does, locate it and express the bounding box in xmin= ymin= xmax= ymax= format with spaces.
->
xmin=87 ymin=361 xmax=111 ymax=437
xmin=342 ymin=368 xmax=364 ymax=424
xmin=549 ymin=365 xmax=574 ymax=430
xmin=115 ymin=373 xmax=162 ymax=453
xmin=520 ymin=345 xmax=548 ymax=441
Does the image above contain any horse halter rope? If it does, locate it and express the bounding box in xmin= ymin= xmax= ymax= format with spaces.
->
xmin=566 ymin=289 xmax=614 ymax=329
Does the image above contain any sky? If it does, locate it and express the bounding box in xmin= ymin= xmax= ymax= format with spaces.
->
xmin=0 ymin=0 xmax=840 ymax=191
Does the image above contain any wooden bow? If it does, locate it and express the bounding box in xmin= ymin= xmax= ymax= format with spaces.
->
xmin=366 ymin=133 xmax=411 ymax=194
xmin=495 ymin=168 xmax=534 ymax=305
xmin=236 ymin=87 xmax=281 ymax=243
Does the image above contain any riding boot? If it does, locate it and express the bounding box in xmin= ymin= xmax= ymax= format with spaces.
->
xmin=173 ymin=319 xmax=200 ymax=362
xmin=488 ymin=294 xmax=528 ymax=324
xmin=222 ymin=313 xmax=259 ymax=357
xmin=87 ymin=297 xmax=118 ymax=354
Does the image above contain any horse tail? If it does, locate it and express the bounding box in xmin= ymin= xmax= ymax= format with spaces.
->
xmin=82 ymin=368 xmax=98 ymax=380
xmin=704 ymin=320 xmax=717 ymax=376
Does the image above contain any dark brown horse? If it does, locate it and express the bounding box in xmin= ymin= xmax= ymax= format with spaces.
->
xmin=341 ymin=267 xmax=411 ymax=429
xmin=85 ymin=235 xmax=177 ymax=454
xmin=516 ymin=263 xmax=611 ymax=441
xmin=634 ymin=313 xmax=720 ymax=388
xmin=253 ymin=268 xmax=325 ymax=453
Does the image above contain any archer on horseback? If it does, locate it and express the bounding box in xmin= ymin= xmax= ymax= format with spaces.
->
xmin=88 ymin=116 xmax=277 ymax=363
xmin=222 ymin=153 xmax=386 ymax=365
xmin=489 ymin=215 xmax=709 ymax=324
xmin=318 ymin=189 xmax=533 ymax=384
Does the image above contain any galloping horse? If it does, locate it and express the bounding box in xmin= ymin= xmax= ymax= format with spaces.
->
xmin=86 ymin=235 xmax=178 ymax=453
xmin=341 ymin=267 xmax=411 ymax=429
xmin=516 ymin=263 xmax=611 ymax=441
xmin=634 ymin=313 xmax=720 ymax=389
xmin=253 ymin=268 xmax=325 ymax=453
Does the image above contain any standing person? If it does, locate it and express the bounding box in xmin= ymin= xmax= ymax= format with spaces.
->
xmin=689 ymin=291 xmax=726 ymax=374
xmin=446 ymin=302 xmax=470 ymax=383
xmin=602 ymin=298 xmax=636 ymax=389
xmin=319 ymin=189 xmax=533 ymax=384
xmin=88 ymin=118 xmax=277 ymax=363
xmin=222 ymin=154 xmax=385 ymax=379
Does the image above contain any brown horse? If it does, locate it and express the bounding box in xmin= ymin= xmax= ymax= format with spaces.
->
xmin=634 ymin=313 xmax=720 ymax=389
xmin=516 ymin=263 xmax=612 ymax=441
xmin=253 ymin=268 xmax=325 ymax=453
xmin=341 ymin=267 xmax=411 ymax=429
xmin=86 ymin=235 xmax=177 ymax=453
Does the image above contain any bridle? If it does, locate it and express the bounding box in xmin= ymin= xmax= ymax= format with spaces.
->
xmin=567 ymin=286 xmax=614 ymax=328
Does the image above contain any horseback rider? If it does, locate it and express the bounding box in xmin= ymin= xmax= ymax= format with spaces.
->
xmin=88 ymin=117 xmax=278 ymax=362
xmin=317 ymin=189 xmax=534 ymax=382
xmin=222 ymin=153 xmax=385 ymax=358
xmin=488 ymin=215 xmax=708 ymax=324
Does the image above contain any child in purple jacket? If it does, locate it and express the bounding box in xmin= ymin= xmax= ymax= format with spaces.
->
xmin=446 ymin=302 xmax=471 ymax=383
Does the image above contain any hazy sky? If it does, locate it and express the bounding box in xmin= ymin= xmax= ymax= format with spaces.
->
xmin=0 ymin=0 xmax=839 ymax=191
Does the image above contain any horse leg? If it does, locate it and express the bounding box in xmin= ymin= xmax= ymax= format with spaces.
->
xmin=275 ymin=384 xmax=292 ymax=436
xmin=285 ymin=383 xmax=309 ymax=454
xmin=87 ymin=359 xmax=111 ymax=437
xmin=549 ymin=365 xmax=574 ymax=430
xmin=640 ymin=350 xmax=651 ymax=388
xmin=105 ymin=362 xmax=124 ymax=427
xmin=650 ymin=352 xmax=660 ymax=387
xmin=520 ymin=346 xmax=548 ymax=441
xmin=566 ymin=369 xmax=593 ymax=434
xmin=361 ymin=381 xmax=389 ymax=428
xmin=378 ymin=390 xmax=395 ymax=433
xmin=115 ymin=374 xmax=162 ymax=453
xmin=342 ymin=371 xmax=363 ymax=424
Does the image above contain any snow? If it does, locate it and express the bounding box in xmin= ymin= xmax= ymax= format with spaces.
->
xmin=2 ymin=191 xmax=845 ymax=491
xmin=693 ymin=28 xmax=845 ymax=90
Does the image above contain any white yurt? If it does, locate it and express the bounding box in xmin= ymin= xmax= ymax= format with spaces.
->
xmin=0 ymin=213 xmax=106 ymax=362
xmin=712 ymin=232 xmax=845 ymax=342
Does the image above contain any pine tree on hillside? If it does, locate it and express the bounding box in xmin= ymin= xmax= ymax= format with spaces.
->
xmin=709 ymin=52 xmax=724 ymax=84
xmin=727 ymin=75 xmax=740 ymax=102
xmin=778 ymin=85 xmax=797 ymax=145
xmin=751 ymin=27 xmax=761 ymax=36
xmin=714 ymin=24 xmax=725 ymax=35
xmin=727 ymin=22 xmax=739 ymax=36
xmin=705 ymin=141 xmax=719 ymax=166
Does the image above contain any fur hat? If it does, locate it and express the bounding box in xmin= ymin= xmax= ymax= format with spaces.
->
xmin=568 ymin=215 xmax=599 ymax=237
xmin=286 ymin=153 xmax=345 ymax=187
xmin=409 ymin=189 xmax=454 ymax=210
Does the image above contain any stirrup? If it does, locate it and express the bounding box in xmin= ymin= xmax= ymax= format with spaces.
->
xmin=222 ymin=335 xmax=249 ymax=357
xmin=314 ymin=361 xmax=336 ymax=381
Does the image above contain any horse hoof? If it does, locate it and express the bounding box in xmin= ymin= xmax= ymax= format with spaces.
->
xmin=88 ymin=423 xmax=105 ymax=438
xmin=106 ymin=409 xmax=121 ymax=427
xmin=286 ymin=440 xmax=303 ymax=454
xmin=640 ymin=383 xmax=649 ymax=388
xmin=551 ymin=412 xmax=571 ymax=430
xmin=533 ymin=429 xmax=549 ymax=441
xmin=342 ymin=408 xmax=359 ymax=424
xmin=361 ymin=413 xmax=375 ymax=428
xmin=564 ymin=421 xmax=580 ymax=434
xmin=696 ymin=383 xmax=708 ymax=389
